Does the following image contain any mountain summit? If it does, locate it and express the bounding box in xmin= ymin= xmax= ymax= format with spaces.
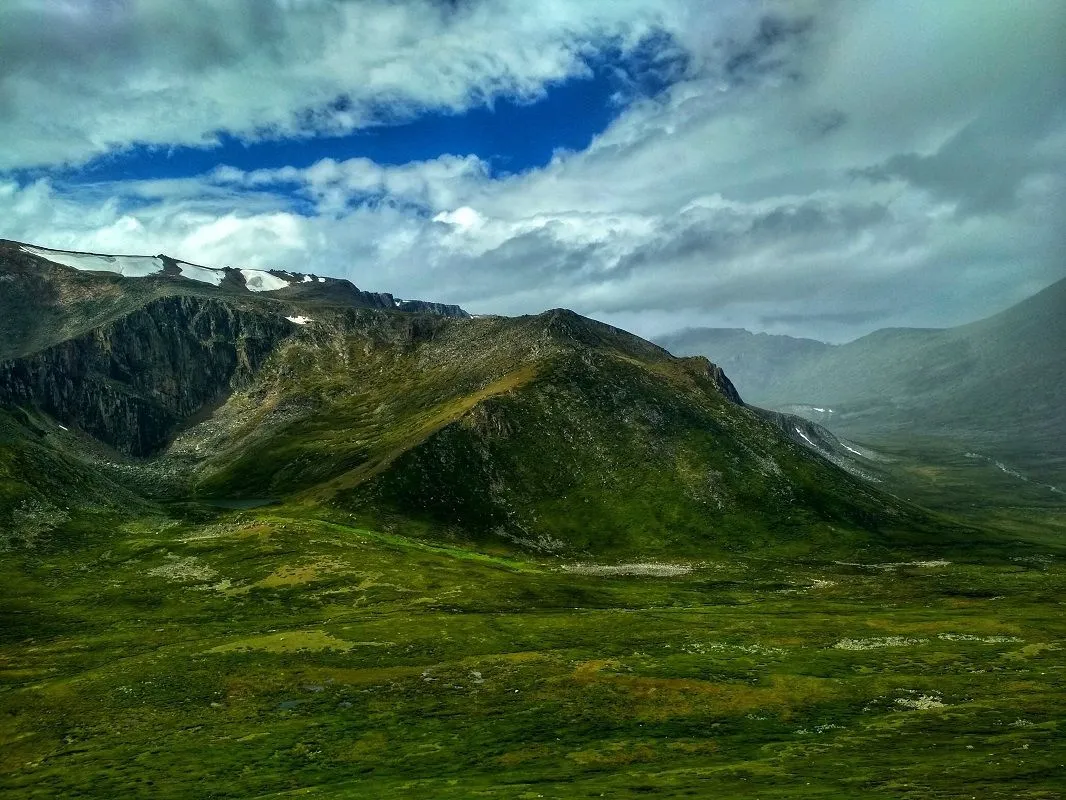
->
xmin=0 ymin=240 xmax=466 ymax=361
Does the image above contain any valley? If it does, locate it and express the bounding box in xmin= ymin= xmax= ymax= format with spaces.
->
xmin=2 ymin=499 xmax=1063 ymax=798
xmin=658 ymin=277 xmax=1066 ymax=491
xmin=1 ymin=242 xmax=1063 ymax=799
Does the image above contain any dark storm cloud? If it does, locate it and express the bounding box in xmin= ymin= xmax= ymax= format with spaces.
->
xmin=607 ymin=201 xmax=891 ymax=293
xmin=861 ymin=108 xmax=1066 ymax=216
xmin=723 ymin=13 xmax=813 ymax=83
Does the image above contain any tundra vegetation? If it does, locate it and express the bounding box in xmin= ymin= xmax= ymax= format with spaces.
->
xmin=1 ymin=242 xmax=1063 ymax=798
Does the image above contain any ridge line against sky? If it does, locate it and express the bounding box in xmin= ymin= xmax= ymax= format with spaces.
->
xmin=1 ymin=0 xmax=1064 ymax=342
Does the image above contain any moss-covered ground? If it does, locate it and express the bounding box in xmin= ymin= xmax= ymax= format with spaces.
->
xmin=2 ymin=502 xmax=1063 ymax=799
xmin=1 ymin=305 xmax=1063 ymax=797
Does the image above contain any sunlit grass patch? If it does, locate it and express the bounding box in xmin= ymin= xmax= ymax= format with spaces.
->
xmin=208 ymin=630 xmax=366 ymax=653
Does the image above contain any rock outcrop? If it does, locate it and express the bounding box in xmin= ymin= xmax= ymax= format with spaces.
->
xmin=0 ymin=296 xmax=293 ymax=456
xmin=396 ymin=299 xmax=468 ymax=317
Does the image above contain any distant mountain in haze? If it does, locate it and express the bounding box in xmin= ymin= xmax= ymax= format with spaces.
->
xmin=658 ymin=277 xmax=1066 ymax=485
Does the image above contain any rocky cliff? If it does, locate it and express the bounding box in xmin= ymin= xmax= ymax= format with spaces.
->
xmin=396 ymin=299 xmax=468 ymax=317
xmin=0 ymin=296 xmax=293 ymax=456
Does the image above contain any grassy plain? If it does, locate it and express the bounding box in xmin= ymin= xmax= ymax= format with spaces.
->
xmin=2 ymin=498 xmax=1063 ymax=799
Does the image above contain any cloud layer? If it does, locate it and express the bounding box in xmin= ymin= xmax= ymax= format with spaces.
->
xmin=2 ymin=0 xmax=1064 ymax=342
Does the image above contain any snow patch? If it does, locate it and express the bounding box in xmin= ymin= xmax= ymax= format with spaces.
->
xmin=965 ymin=452 xmax=1063 ymax=494
xmin=22 ymin=245 xmax=163 ymax=277
xmin=177 ymin=261 xmax=225 ymax=286
xmin=240 ymin=268 xmax=290 ymax=292
xmin=795 ymin=427 xmax=817 ymax=447
xmin=285 ymin=315 xmax=312 ymax=325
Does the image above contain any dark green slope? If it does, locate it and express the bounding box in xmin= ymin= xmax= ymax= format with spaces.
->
xmin=0 ymin=240 xmax=972 ymax=559
xmin=4 ymin=246 xmax=1064 ymax=800
xmin=349 ymin=341 xmax=925 ymax=557
xmin=0 ymin=407 xmax=151 ymax=551
xmin=1 ymin=293 xmax=947 ymax=559
xmin=157 ymin=309 xmax=944 ymax=558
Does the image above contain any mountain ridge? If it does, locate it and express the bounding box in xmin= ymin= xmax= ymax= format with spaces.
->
xmin=0 ymin=240 xmax=950 ymax=559
xmin=658 ymin=276 xmax=1066 ymax=484
xmin=0 ymin=239 xmax=467 ymax=360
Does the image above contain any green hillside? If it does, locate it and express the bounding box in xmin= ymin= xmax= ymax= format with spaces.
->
xmin=2 ymin=243 xmax=1063 ymax=799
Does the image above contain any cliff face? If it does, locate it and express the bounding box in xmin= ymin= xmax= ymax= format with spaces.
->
xmin=396 ymin=299 xmax=468 ymax=317
xmin=680 ymin=356 xmax=744 ymax=406
xmin=0 ymin=296 xmax=293 ymax=456
xmin=276 ymin=281 xmax=469 ymax=318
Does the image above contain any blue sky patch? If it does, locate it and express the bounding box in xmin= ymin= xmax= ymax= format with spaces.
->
xmin=17 ymin=33 xmax=687 ymax=191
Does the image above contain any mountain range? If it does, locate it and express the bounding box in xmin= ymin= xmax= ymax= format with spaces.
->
xmin=3 ymin=240 xmax=1063 ymax=799
xmin=659 ymin=277 xmax=1066 ymax=487
xmin=0 ymin=238 xmax=952 ymax=559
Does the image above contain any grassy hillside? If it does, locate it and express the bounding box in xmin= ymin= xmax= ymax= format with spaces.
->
xmin=2 ymin=248 xmax=1063 ymax=798
xmin=120 ymin=305 xmax=958 ymax=560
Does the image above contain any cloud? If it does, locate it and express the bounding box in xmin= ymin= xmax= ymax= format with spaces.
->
xmin=1 ymin=0 xmax=1063 ymax=343
xmin=0 ymin=0 xmax=683 ymax=170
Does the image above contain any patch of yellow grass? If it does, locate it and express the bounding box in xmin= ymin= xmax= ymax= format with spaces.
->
xmin=563 ymin=672 xmax=839 ymax=722
xmin=208 ymin=630 xmax=355 ymax=653
xmin=568 ymin=740 xmax=658 ymax=767
xmin=572 ymin=659 xmax=620 ymax=677
xmin=255 ymin=558 xmax=350 ymax=588
xmin=494 ymin=744 xmax=556 ymax=768
xmin=1003 ymin=642 xmax=1059 ymax=660
xmin=907 ymin=465 xmax=948 ymax=481
xmin=342 ymin=732 xmax=390 ymax=763
xmin=317 ymin=364 xmax=539 ymax=495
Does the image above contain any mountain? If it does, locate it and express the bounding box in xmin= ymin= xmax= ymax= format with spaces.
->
xmin=6 ymin=241 xmax=1062 ymax=800
xmin=657 ymin=328 xmax=830 ymax=403
xmin=0 ymin=239 xmax=954 ymax=559
xmin=0 ymin=240 xmax=466 ymax=361
xmin=658 ymin=277 xmax=1066 ymax=485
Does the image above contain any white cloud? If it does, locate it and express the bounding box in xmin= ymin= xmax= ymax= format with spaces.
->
xmin=1 ymin=0 xmax=1063 ymax=342
xmin=0 ymin=0 xmax=690 ymax=170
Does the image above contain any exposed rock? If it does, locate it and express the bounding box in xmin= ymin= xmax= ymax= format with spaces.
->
xmin=0 ymin=296 xmax=293 ymax=456
xmin=396 ymin=299 xmax=469 ymax=318
xmin=680 ymin=356 xmax=744 ymax=405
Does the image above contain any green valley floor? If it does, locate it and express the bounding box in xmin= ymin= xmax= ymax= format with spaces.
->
xmin=2 ymin=504 xmax=1064 ymax=799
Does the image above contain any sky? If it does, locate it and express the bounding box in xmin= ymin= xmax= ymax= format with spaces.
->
xmin=1 ymin=0 xmax=1064 ymax=343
